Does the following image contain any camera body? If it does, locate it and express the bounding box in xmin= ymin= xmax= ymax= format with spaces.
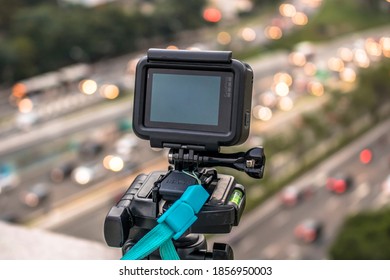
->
xmin=133 ymin=48 xmax=253 ymax=152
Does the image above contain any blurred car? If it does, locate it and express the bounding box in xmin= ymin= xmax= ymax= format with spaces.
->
xmin=15 ymin=111 xmax=39 ymax=131
xmin=0 ymin=165 xmax=20 ymax=194
xmin=21 ymin=183 xmax=50 ymax=208
xmin=78 ymin=140 xmax=104 ymax=159
xmin=382 ymin=175 xmax=390 ymax=197
xmin=279 ymin=185 xmax=312 ymax=207
xmin=0 ymin=214 xmax=19 ymax=223
xmin=294 ymin=41 xmax=316 ymax=61
xmin=326 ymin=173 xmax=353 ymax=194
xmin=50 ymin=161 xmax=76 ymax=183
xmin=294 ymin=219 xmax=323 ymax=243
xmin=115 ymin=133 xmax=138 ymax=159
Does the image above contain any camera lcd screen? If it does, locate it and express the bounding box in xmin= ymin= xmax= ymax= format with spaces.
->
xmin=145 ymin=68 xmax=233 ymax=133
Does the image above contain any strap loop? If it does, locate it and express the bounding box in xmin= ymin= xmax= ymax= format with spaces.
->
xmin=121 ymin=184 xmax=209 ymax=260
xmin=157 ymin=185 xmax=209 ymax=239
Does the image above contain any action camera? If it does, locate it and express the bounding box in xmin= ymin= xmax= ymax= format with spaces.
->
xmin=132 ymin=48 xmax=254 ymax=152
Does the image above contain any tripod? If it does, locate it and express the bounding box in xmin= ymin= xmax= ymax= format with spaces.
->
xmin=104 ymin=147 xmax=265 ymax=260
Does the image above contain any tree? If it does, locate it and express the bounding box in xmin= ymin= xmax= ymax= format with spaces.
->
xmin=329 ymin=208 xmax=390 ymax=259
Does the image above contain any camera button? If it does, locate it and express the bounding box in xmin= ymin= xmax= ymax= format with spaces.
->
xmin=244 ymin=111 xmax=250 ymax=128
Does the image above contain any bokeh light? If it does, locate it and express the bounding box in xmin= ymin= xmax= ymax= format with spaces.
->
xmin=18 ymin=98 xmax=34 ymax=113
xmin=217 ymin=31 xmax=232 ymax=45
xmin=339 ymin=67 xmax=357 ymax=83
xmin=278 ymin=96 xmax=294 ymax=111
xmin=100 ymin=84 xmax=120 ymax=100
xmin=337 ymin=47 xmax=354 ymax=62
xmin=328 ymin=57 xmax=345 ymax=72
xmin=72 ymin=166 xmax=92 ymax=185
xmin=79 ymin=79 xmax=97 ymax=95
xmin=240 ymin=27 xmax=256 ymax=42
xmin=12 ymin=83 xmax=27 ymax=98
xmin=292 ymin=12 xmax=308 ymax=26
xmin=289 ymin=52 xmax=306 ymax=67
xmin=103 ymin=155 xmax=124 ymax=172
xmin=274 ymin=72 xmax=293 ymax=86
xmin=264 ymin=26 xmax=283 ymax=40
xmin=203 ymin=7 xmax=222 ymax=23
xmin=279 ymin=3 xmax=296 ymax=17
xmin=253 ymin=105 xmax=273 ymax=121
xmin=275 ymin=82 xmax=290 ymax=97
xmin=307 ymin=81 xmax=324 ymax=96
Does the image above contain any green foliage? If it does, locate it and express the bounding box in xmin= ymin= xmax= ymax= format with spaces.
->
xmin=329 ymin=208 xmax=390 ymax=259
xmin=255 ymin=0 xmax=390 ymax=53
xmin=0 ymin=0 xmax=207 ymax=84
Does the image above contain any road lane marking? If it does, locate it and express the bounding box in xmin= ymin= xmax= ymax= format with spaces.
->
xmin=354 ymin=182 xmax=370 ymax=200
xmin=272 ymin=211 xmax=290 ymax=228
xmin=325 ymin=196 xmax=341 ymax=211
xmin=262 ymin=242 xmax=281 ymax=259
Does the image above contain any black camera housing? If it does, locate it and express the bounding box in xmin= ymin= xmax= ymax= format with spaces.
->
xmin=133 ymin=48 xmax=253 ymax=152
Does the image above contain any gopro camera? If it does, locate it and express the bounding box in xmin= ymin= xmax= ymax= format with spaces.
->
xmin=132 ymin=48 xmax=253 ymax=152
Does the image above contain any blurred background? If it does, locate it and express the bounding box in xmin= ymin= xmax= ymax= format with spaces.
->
xmin=0 ymin=0 xmax=390 ymax=259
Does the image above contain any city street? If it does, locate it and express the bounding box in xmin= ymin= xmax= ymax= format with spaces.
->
xmin=213 ymin=119 xmax=390 ymax=259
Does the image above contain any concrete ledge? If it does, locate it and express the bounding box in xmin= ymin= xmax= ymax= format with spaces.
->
xmin=0 ymin=222 xmax=121 ymax=260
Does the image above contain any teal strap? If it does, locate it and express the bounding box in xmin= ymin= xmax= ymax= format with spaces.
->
xmin=121 ymin=184 xmax=209 ymax=260
xmin=121 ymin=223 xmax=174 ymax=260
xmin=160 ymin=239 xmax=180 ymax=260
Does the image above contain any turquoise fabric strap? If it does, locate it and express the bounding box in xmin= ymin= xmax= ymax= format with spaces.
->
xmin=121 ymin=184 xmax=209 ymax=260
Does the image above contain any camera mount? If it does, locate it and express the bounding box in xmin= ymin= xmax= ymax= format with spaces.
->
xmin=168 ymin=147 xmax=266 ymax=179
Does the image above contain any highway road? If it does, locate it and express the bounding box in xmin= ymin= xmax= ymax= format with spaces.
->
xmin=212 ymin=118 xmax=390 ymax=259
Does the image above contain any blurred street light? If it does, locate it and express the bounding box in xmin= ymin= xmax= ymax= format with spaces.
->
xmin=292 ymin=12 xmax=308 ymax=26
xmin=380 ymin=37 xmax=390 ymax=58
xmin=328 ymin=57 xmax=345 ymax=72
xmin=278 ymin=96 xmax=294 ymax=111
xmin=79 ymin=79 xmax=97 ymax=95
xmin=354 ymin=49 xmax=370 ymax=68
xmin=100 ymin=84 xmax=120 ymax=100
xmin=359 ymin=149 xmax=373 ymax=164
xmin=18 ymin=98 xmax=34 ymax=113
xmin=253 ymin=105 xmax=273 ymax=121
xmin=264 ymin=26 xmax=283 ymax=40
xmin=12 ymin=83 xmax=27 ymax=99
xmin=203 ymin=7 xmax=222 ymax=23
xmin=303 ymin=62 xmax=317 ymax=76
xmin=217 ymin=31 xmax=232 ymax=45
xmin=274 ymin=72 xmax=293 ymax=86
xmin=275 ymin=82 xmax=290 ymax=97
xmin=307 ymin=81 xmax=324 ymax=96
xmin=103 ymin=155 xmax=124 ymax=172
xmin=240 ymin=27 xmax=256 ymax=42
xmin=337 ymin=47 xmax=354 ymax=62
xmin=72 ymin=166 xmax=93 ymax=185
xmin=279 ymin=3 xmax=296 ymax=17
xmin=289 ymin=52 xmax=306 ymax=67
xmin=339 ymin=67 xmax=357 ymax=83
xmin=365 ymin=38 xmax=382 ymax=57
